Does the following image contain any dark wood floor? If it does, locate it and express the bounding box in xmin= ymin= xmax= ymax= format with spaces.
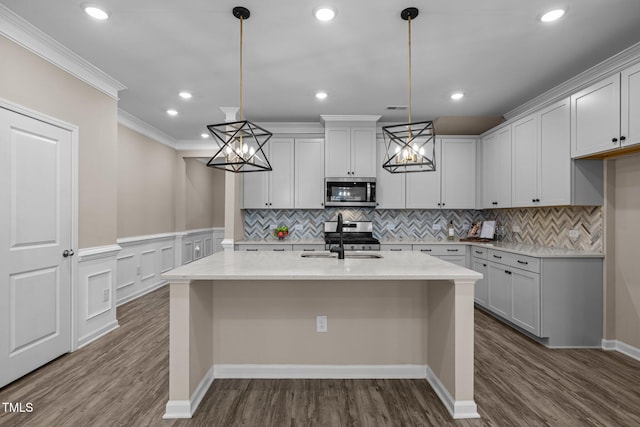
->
xmin=1 ymin=285 xmax=639 ymax=426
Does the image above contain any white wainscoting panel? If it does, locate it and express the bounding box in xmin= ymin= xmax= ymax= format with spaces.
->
xmin=77 ymin=245 xmax=120 ymax=348
xmin=116 ymin=228 xmax=224 ymax=306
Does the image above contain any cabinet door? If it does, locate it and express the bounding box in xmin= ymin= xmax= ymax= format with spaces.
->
xmin=325 ymin=128 xmax=351 ymax=177
xmin=472 ymin=259 xmax=489 ymax=308
xmin=538 ymin=98 xmax=571 ymax=206
xmin=295 ymin=138 xmax=325 ymax=209
xmin=242 ymin=167 xmax=269 ymax=209
xmin=376 ymin=139 xmax=405 ymax=208
xmin=511 ymin=269 xmax=540 ymax=336
xmin=351 ymin=127 xmax=377 ymax=177
xmin=441 ymin=138 xmax=476 ymax=209
xmin=405 ymin=166 xmax=440 ymax=209
xmin=268 ymin=138 xmax=294 ymax=209
xmin=488 ymin=263 xmax=510 ymax=319
xmin=511 ymin=114 xmax=539 ymax=207
xmin=496 ymin=126 xmax=512 ymax=207
xmin=571 ymin=74 xmax=621 ymax=158
xmin=482 ymin=132 xmax=498 ymax=208
xmin=621 ymin=62 xmax=640 ymax=149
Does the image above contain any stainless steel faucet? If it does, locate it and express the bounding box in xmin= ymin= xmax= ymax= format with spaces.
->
xmin=329 ymin=213 xmax=345 ymax=259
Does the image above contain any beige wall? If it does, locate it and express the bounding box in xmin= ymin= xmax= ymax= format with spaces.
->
xmin=117 ymin=125 xmax=177 ymax=238
xmin=185 ymin=158 xmax=224 ymax=230
xmin=609 ymin=153 xmax=640 ymax=348
xmin=0 ymin=36 xmax=118 ymax=248
xmin=212 ymin=281 xmax=428 ymax=364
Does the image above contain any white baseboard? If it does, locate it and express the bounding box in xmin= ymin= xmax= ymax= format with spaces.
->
xmin=426 ymin=366 xmax=480 ymax=419
xmin=602 ymin=339 xmax=640 ymax=362
xmin=163 ymin=365 xmax=215 ymax=419
xmin=77 ymin=320 xmax=119 ymax=349
xmin=214 ymin=364 xmax=428 ymax=379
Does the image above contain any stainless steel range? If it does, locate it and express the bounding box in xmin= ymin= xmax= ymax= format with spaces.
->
xmin=324 ymin=220 xmax=380 ymax=251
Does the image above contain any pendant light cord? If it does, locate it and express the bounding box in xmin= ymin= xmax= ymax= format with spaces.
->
xmin=239 ymin=15 xmax=244 ymax=121
xmin=407 ymin=15 xmax=412 ymax=126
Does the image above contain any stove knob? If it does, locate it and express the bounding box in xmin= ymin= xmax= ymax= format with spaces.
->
xmin=350 ymin=245 xmax=355 ymax=250
xmin=368 ymin=245 xmax=372 ymax=250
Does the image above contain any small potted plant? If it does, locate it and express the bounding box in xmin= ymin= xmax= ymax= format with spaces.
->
xmin=274 ymin=225 xmax=289 ymax=240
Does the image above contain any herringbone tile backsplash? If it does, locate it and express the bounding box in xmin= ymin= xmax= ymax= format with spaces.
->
xmin=244 ymin=206 xmax=602 ymax=252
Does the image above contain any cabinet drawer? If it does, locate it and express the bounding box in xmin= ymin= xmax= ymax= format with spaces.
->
xmin=237 ymin=244 xmax=293 ymax=251
xmin=380 ymin=244 xmax=412 ymax=251
xmin=413 ymin=244 xmax=466 ymax=256
xmin=471 ymin=246 xmax=488 ymax=260
xmin=293 ymin=244 xmax=325 ymax=252
xmin=488 ymin=249 xmax=540 ymax=273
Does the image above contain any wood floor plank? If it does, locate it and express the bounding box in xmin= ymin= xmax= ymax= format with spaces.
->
xmin=1 ymin=285 xmax=639 ymax=426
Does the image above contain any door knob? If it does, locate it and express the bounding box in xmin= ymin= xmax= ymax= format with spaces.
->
xmin=63 ymin=249 xmax=74 ymax=258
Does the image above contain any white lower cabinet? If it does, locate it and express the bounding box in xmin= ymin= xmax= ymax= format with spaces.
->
xmin=471 ymin=258 xmax=489 ymax=307
xmin=413 ymin=244 xmax=467 ymax=267
xmin=478 ymin=249 xmax=603 ymax=346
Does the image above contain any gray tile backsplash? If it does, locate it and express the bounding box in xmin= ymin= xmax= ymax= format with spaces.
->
xmin=244 ymin=206 xmax=602 ymax=252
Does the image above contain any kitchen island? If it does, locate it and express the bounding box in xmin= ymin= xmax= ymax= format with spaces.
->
xmin=161 ymin=250 xmax=482 ymax=420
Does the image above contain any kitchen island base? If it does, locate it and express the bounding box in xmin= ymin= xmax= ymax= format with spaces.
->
xmin=161 ymin=251 xmax=482 ymax=420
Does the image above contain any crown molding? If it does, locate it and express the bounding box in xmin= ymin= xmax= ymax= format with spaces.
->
xmin=118 ymin=109 xmax=178 ymax=149
xmin=505 ymin=40 xmax=640 ymax=121
xmin=0 ymin=5 xmax=126 ymax=100
xmin=320 ymin=115 xmax=382 ymax=125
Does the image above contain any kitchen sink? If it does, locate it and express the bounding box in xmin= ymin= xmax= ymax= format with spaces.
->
xmin=300 ymin=252 xmax=383 ymax=259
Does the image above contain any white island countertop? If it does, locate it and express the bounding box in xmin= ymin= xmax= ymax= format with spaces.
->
xmin=162 ymin=250 xmax=483 ymax=282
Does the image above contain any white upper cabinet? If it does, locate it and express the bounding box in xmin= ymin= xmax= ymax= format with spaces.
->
xmin=621 ymin=61 xmax=640 ymax=150
xmin=376 ymin=138 xmax=405 ymax=209
xmin=511 ymin=114 xmax=539 ymax=207
xmin=571 ymin=62 xmax=640 ymax=158
xmin=538 ymin=99 xmax=572 ymax=206
xmin=295 ymin=138 xmax=325 ymax=209
xmin=440 ymin=138 xmax=476 ymax=209
xmin=482 ymin=126 xmax=512 ymax=209
xmin=322 ymin=116 xmax=379 ymax=178
xmin=243 ymin=138 xmax=294 ymax=209
xmin=405 ymin=163 xmax=441 ymax=209
xmin=571 ymin=74 xmax=620 ymax=158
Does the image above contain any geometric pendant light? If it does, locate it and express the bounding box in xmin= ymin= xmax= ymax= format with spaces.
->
xmin=206 ymin=7 xmax=273 ymax=172
xmin=382 ymin=7 xmax=436 ymax=173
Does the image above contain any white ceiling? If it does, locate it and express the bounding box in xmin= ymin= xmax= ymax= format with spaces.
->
xmin=3 ymin=0 xmax=640 ymax=140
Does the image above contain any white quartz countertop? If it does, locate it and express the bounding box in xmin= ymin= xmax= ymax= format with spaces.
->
xmin=235 ymin=239 xmax=325 ymax=245
xmin=162 ymin=250 xmax=483 ymax=282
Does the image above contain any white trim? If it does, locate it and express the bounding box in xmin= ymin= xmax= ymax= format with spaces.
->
xmin=602 ymin=339 xmax=640 ymax=362
xmin=77 ymin=244 xmax=122 ymax=262
xmin=118 ymin=109 xmax=177 ymax=150
xmin=181 ymin=227 xmax=217 ymax=237
xmin=505 ymin=41 xmax=640 ymax=122
xmin=320 ymin=115 xmax=382 ymax=124
xmin=117 ymin=281 xmax=167 ymax=307
xmin=163 ymin=365 xmax=215 ymax=419
xmin=426 ymin=366 xmax=480 ymax=419
xmin=0 ymin=5 xmax=126 ymax=100
xmin=221 ymin=238 xmax=235 ymax=252
xmin=214 ymin=364 xmax=427 ymax=379
xmin=76 ymin=320 xmax=119 ymax=349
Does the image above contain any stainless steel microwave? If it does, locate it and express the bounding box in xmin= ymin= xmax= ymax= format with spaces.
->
xmin=325 ymin=177 xmax=376 ymax=207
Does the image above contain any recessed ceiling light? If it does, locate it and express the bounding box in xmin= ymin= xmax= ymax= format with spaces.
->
xmin=315 ymin=91 xmax=328 ymax=100
xmin=314 ymin=7 xmax=336 ymax=22
xmin=166 ymin=109 xmax=178 ymax=116
xmin=540 ymin=9 xmax=565 ymax=23
xmin=84 ymin=5 xmax=110 ymax=20
xmin=179 ymin=91 xmax=192 ymax=100
xmin=451 ymin=92 xmax=464 ymax=101
xmin=201 ymin=133 xmax=210 ymax=139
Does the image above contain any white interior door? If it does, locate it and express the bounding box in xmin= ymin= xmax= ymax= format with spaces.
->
xmin=0 ymin=107 xmax=72 ymax=388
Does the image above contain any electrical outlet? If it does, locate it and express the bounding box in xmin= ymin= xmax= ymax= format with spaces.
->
xmin=569 ymin=229 xmax=581 ymax=239
xmin=103 ymin=289 xmax=109 ymax=303
xmin=294 ymin=224 xmax=302 ymax=231
xmin=512 ymin=225 xmax=521 ymax=233
xmin=386 ymin=224 xmax=394 ymax=231
xmin=316 ymin=315 xmax=328 ymax=333
xmin=136 ymin=266 xmax=141 ymax=276
xmin=433 ymin=223 xmax=442 ymax=231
